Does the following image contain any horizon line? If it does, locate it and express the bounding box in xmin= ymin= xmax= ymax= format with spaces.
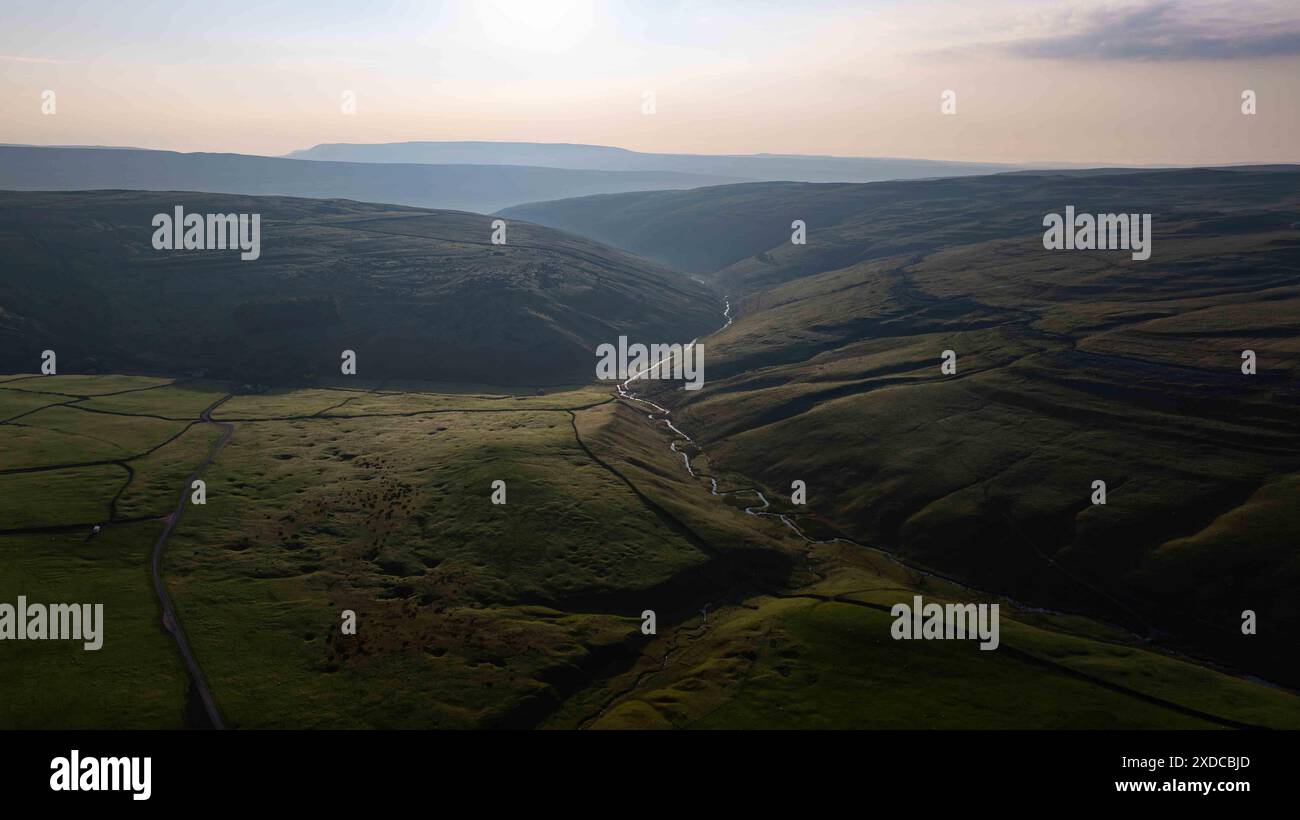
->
xmin=7 ymin=140 xmax=1300 ymax=171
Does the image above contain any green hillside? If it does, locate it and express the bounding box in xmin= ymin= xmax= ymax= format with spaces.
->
xmin=5 ymin=374 xmax=1298 ymax=729
xmin=582 ymin=168 xmax=1300 ymax=684
xmin=502 ymin=167 xmax=1300 ymax=291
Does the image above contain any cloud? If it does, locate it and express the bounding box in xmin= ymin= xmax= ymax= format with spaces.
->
xmin=1005 ymin=1 xmax=1300 ymax=61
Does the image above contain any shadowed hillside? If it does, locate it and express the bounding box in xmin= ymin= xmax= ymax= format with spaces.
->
xmin=502 ymin=167 xmax=1300 ymax=287
xmin=0 ymin=190 xmax=722 ymax=384
xmin=595 ymin=167 xmax=1300 ymax=684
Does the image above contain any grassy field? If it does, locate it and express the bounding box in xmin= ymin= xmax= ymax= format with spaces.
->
xmin=2 ymin=372 xmax=1297 ymax=729
xmin=0 ymin=522 xmax=189 ymax=728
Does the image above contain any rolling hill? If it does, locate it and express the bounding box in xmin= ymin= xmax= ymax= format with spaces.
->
xmin=500 ymin=166 xmax=1300 ymax=285
xmin=0 ymin=190 xmax=722 ymax=385
xmin=545 ymin=166 xmax=1300 ymax=684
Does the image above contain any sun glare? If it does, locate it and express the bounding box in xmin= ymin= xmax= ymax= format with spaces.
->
xmin=473 ymin=0 xmax=598 ymax=53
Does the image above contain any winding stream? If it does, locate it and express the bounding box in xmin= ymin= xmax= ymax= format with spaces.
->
xmin=613 ymin=296 xmax=1110 ymax=623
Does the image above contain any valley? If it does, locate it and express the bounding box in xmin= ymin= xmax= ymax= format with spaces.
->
xmin=516 ymin=166 xmax=1300 ymax=687
xmin=2 ymin=168 xmax=1297 ymax=730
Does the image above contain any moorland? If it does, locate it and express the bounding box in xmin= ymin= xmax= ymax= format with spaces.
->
xmin=3 ymin=165 xmax=1298 ymax=727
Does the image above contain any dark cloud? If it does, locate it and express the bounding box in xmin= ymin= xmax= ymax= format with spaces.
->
xmin=1007 ymin=2 xmax=1300 ymax=61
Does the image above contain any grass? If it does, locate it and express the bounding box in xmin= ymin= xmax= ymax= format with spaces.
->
xmin=79 ymin=381 xmax=230 ymax=418
xmin=3 ymin=373 xmax=1297 ymax=730
xmin=0 ymin=374 xmax=174 ymax=396
xmin=0 ymin=523 xmax=189 ymax=728
xmin=0 ymin=464 xmax=125 ymax=529
xmin=115 ymin=424 xmax=226 ymax=519
xmin=0 ymin=405 xmax=188 ymax=468
xmin=214 ymin=388 xmax=376 ymax=420
xmin=157 ymin=385 xmax=719 ymax=727
xmin=570 ymin=536 xmax=1300 ymax=730
xmin=685 ymin=599 xmax=1215 ymax=730
xmin=619 ymin=189 xmax=1300 ymax=687
xmin=0 ymin=389 xmax=69 ymax=422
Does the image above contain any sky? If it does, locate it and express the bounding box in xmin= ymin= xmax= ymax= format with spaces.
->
xmin=2 ymin=0 xmax=1298 ymax=164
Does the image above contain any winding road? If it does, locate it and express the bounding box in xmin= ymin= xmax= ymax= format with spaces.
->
xmin=150 ymin=395 xmax=233 ymax=730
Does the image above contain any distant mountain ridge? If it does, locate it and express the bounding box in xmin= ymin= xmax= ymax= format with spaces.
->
xmin=0 ymin=146 xmax=740 ymax=214
xmin=286 ymin=141 xmax=1026 ymax=183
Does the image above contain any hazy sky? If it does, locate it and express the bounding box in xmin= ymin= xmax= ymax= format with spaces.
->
xmin=2 ymin=0 xmax=1298 ymax=164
